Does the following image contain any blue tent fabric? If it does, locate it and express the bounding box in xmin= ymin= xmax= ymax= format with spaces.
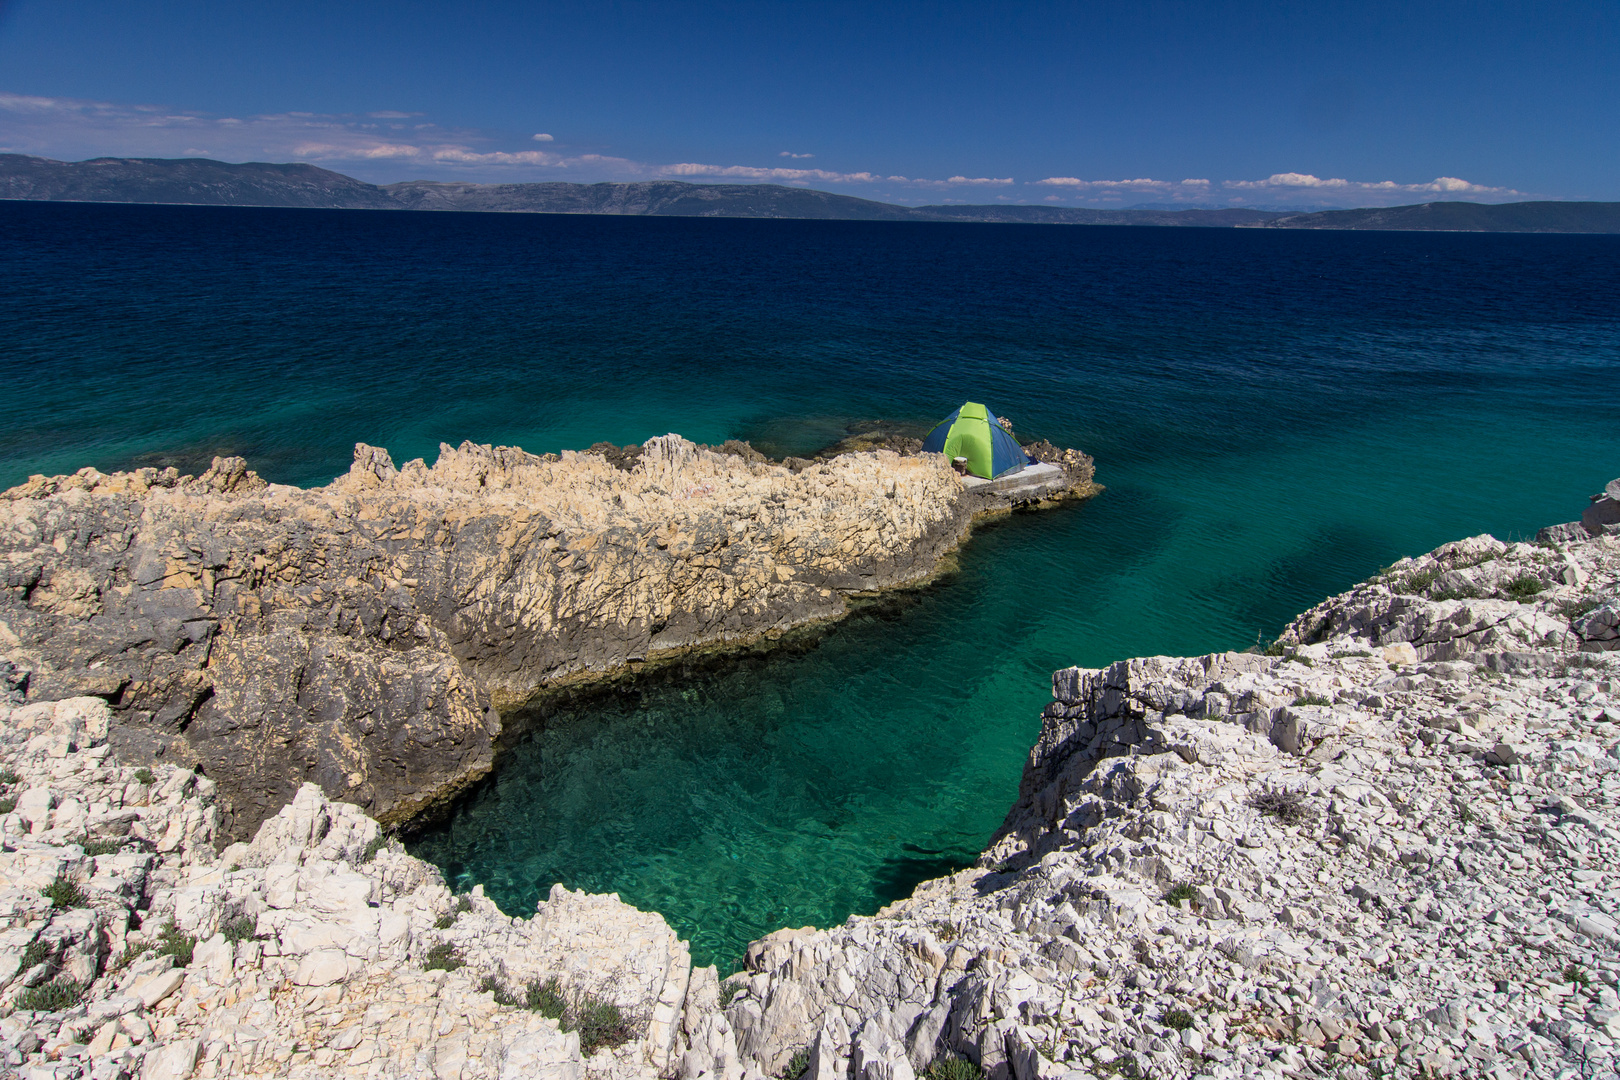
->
xmin=920 ymin=404 xmax=1031 ymax=478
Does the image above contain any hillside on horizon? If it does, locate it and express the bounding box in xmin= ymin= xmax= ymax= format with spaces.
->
xmin=3 ymin=154 xmax=1618 ymax=232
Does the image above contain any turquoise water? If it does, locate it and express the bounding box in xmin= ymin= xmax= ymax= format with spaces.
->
xmin=4 ymin=202 xmax=1618 ymax=967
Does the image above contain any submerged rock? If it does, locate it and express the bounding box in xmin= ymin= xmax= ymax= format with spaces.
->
xmin=0 ymin=436 xmax=1095 ymax=838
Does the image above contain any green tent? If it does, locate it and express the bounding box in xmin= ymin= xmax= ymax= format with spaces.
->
xmin=919 ymin=402 xmax=1031 ymax=479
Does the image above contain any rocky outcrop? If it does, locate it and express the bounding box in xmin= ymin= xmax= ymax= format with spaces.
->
xmin=713 ymin=492 xmax=1620 ymax=1080
xmin=0 ymin=436 xmax=1094 ymax=839
xmin=0 ymin=694 xmax=709 ymax=1080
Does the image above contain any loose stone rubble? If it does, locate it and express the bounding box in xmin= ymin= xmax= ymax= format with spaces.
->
xmin=718 ymin=493 xmax=1620 ymax=1079
xmin=0 ymin=435 xmax=1094 ymax=840
xmin=0 ymin=693 xmax=713 ymax=1079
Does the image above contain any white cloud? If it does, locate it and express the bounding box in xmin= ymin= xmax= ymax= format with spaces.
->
xmin=1026 ymin=171 xmax=1522 ymax=208
xmin=1224 ymin=172 xmax=1516 ymax=198
xmin=0 ymin=92 xmax=1532 ymax=206
xmin=659 ymin=162 xmax=905 ymax=184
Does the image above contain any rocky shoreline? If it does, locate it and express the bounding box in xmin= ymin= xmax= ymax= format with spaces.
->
xmin=0 ymin=435 xmax=1097 ymax=840
xmin=0 ymin=464 xmax=1615 ymax=1080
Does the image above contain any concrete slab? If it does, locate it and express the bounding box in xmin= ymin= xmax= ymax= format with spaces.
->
xmin=960 ymin=461 xmax=1065 ymax=496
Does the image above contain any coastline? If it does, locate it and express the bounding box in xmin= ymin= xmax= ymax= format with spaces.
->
xmin=0 ymin=435 xmax=1097 ymax=841
xmin=0 ymin=481 xmax=1611 ymax=1077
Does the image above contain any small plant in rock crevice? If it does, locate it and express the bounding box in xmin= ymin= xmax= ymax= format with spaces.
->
xmin=526 ymin=976 xmax=568 ymax=1019
xmin=19 ymin=938 xmax=55 ymax=974
xmin=221 ymin=915 xmax=257 ymax=943
xmin=571 ymin=991 xmax=637 ymax=1056
xmin=361 ymin=832 xmax=395 ymax=863
xmin=782 ymin=1048 xmax=810 ymax=1080
xmin=0 ymin=796 xmax=15 ymax=815
xmin=931 ymin=920 xmax=958 ymax=942
xmin=421 ymin=942 xmax=464 ymax=972
xmin=133 ymin=767 xmax=155 ymax=786
xmin=478 ymin=975 xmax=519 ymax=1007
xmin=1398 ymin=569 xmax=1440 ymax=595
xmin=110 ymin=943 xmax=148 ymax=973
xmin=1566 ymin=964 xmax=1591 ymax=988
xmin=155 ymin=921 xmax=196 ymax=967
xmin=1293 ymin=694 xmax=1331 ymax=707
xmin=43 ymin=876 xmax=86 ymax=910
xmin=13 ymin=978 xmax=84 ymax=1013
xmin=1431 ymin=585 xmax=1482 ymax=602
xmin=1504 ymin=574 xmax=1546 ymax=602
xmin=719 ymin=981 xmax=743 ymax=1008
xmin=1556 ymin=596 xmax=1602 ymax=621
xmin=433 ymin=914 xmax=456 ymax=930
xmin=1164 ymin=883 xmax=1199 ymax=909
xmin=79 ymin=837 xmax=124 ymax=857
xmin=0 ymin=767 xmax=21 ymax=786
xmin=1162 ymin=1009 xmax=1194 ymax=1032
xmin=925 ymin=1054 xmax=984 ymax=1080
xmin=1248 ymin=789 xmax=1315 ymax=825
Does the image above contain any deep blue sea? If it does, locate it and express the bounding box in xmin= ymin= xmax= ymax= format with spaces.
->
xmin=4 ymin=202 xmax=1618 ymax=968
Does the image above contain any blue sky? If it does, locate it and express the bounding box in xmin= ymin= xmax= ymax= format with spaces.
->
xmin=1 ymin=0 xmax=1614 ymax=208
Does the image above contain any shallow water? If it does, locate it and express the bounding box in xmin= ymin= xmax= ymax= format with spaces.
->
xmin=4 ymin=202 xmax=1618 ymax=966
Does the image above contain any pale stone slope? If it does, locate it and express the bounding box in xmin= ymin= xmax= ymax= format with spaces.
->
xmin=0 ymin=694 xmax=716 ymax=1080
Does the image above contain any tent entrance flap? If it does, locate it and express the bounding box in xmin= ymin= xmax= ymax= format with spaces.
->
xmin=920 ymin=401 xmax=1031 ymax=480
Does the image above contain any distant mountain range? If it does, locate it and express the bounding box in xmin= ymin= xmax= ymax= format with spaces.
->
xmin=3 ymin=154 xmax=1618 ymax=233
xmin=1249 ymin=200 xmax=1620 ymax=233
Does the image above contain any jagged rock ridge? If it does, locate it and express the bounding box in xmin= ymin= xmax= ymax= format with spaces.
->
xmin=0 ymin=436 xmax=1093 ymax=840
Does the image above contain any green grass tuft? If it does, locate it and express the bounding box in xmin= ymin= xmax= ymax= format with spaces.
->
xmin=0 ymin=796 xmax=17 ymax=815
xmin=13 ymin=978 xmax=84 ymax=1013
xmin=1431 ymin=585 xmax=1482 ymax=602
xmin=1248 ymin=789 xmax=1314 ymax=825
xmin=1164 ymin=883 xmax=1199 ymax=908
xmin=43 ymin=876 xmax=86 ymax=910
xmin=361 ymin=832 xmax=393 ymax=863
xmin=1397 ymin=568 xmax=1440 ymax=594
xmin=155 ymin=922 xmax=196 ymax=967
xmin=525 ymin=976 xmax=568 ymax=1019
xmin=421 ymin=942 xmax=464 ymax=972
xmin=455 ymin=894 xmax=475 ymax=914
xmin=1504 ymin=574 xmax=1545 ymax=601
xmin=1163 ymin=1009 xmax=1194 ymax=1032
xmin=479 ymin=974 xmax=520 ymax=1007
xmin=1566 ymin=964 xmax=1591 ymax=988
xmin=80 ymin=838 xmax=124 ymax=857
xmin=0 ymin=767 xmax=21 ymax=786
xmin=925 ymin=1055 xmax=984 ymax=1080
xmin=783 ymin=1048 xmax=811 ymax=1079
xmin=19 ymin=938 xmax=55 ymax=973
xmin=434 ymin=913 xmax=455 ymax=930
xmin=572 ymin=992 xmax=636 ymax=1056
xmin=110 ymin=943 xmax=148 ymax=973
xmin=133 ymin=767 xmax=155 ymax=786
xmin=1293 ymin=694 xmax=1331 ymax=707
xmin=1556 ymin=596 xmax=1602 ymax=621
xmin=221 ymin=915 xmax=257 ymax=943
xmin=720 ymin=981 xmax=743 ymax=1008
